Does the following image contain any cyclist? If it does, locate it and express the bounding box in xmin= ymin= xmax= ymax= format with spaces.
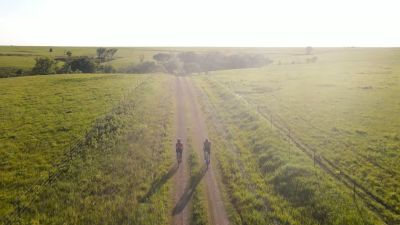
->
xmin=203 ymin=138 xmax=211 ymax=167
xmin=176 ymin=139 xmax=183 ymax=166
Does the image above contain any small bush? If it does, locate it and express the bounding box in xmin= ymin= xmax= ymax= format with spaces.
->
xmin=57 ymin=63 xmax=73 ymax=74
xmin=0 ymin=67 xmax=29 ymax=78
xmin=69 ymin=57 xmax=96 ymax=73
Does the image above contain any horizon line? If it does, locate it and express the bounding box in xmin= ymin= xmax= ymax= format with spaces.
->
xmin=1 ymin=45 xmax=399 ymax=48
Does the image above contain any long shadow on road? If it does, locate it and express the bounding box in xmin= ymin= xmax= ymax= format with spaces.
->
xmin=140 ymin=165 xmax=179 ymax=203
xmin=172 ymin=166 xmax=207 ymax=215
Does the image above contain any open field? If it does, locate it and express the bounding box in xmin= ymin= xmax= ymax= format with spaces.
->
xmin=191 ymin=48 xmax=400 ymax=224
xmin=0 ymin=47 xmax=399 ymax=225
xmin=0 ymin=73 xmax=176 ymax=224
xmin=0 ymin=74 xmax=145 ymax=207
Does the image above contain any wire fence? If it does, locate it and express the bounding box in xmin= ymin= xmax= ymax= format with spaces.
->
xmin=2 ymin=76 xmax=152 ymax=224
xmin=206 ymin=78 xmax=399 ymax=223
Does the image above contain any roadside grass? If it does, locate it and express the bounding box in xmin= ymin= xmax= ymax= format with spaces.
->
xmin=0 ymin=74 xmax=147 ymax=217
xmin=192 ymin=76 xmax=388 ymax=225
xmin=205 ymin=48 xmax=400 ymax=222
xmin=2 ymin=74 xmax=175 ymax=224
xmin=193 ymin=78 xmax=299 ymax=225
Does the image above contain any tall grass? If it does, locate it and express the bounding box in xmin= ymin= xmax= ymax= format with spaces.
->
xmin=192 ymin=76 xmax=388 ymax=225
xmin=1 ymin=74 xmax=176 ymax=224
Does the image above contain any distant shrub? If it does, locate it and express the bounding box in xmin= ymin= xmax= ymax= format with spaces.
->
xmin=183 ymin=62 xmax=201 ymax=74
xmin=0 ymin=67 xmax=30 ymax=78
xmin=16 ymin=69 xmax=23 ymax=75
xmin=32 ymin=57 xmax=57 ymax=75
xmin=57 ymin=63 xmax=73 ymax=74
xmin=178 ymin=51 xmax=200 ymax=64
xmin=163 ymin=58 xmax=182 ymax=74
xmin=68 ymin=57 xmax=96 ymax=73
xmin=122 ymin=61 xmax=163 ymax=74
xmin=152 ymin=51 xmax=273 ymax=75
xmin=153 ymin=53 xmax=172 ymax=63
xmin=96 ymin=47 xmax=118 ymax=63
xmin=97 ymin=64 xmax=115 ymax=73
xmin=66 ymin=50 xmax=72 ymax=57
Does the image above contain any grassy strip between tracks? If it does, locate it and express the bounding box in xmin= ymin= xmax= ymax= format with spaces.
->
xmin=187 ymin=136 xmax=210 ymax=225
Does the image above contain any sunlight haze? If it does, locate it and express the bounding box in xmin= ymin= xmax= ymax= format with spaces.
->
xmin=0 ymin=0 xmax=399 ymax=46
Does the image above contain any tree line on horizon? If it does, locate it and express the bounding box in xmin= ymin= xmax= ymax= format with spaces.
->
xmin=31 ymin=47 xmax=119 ymax=75
xmin=31 ymin=50 xmax=273 ymax=76
xmin=0 ymin=48 xmax=275 ymax=77
xmin=122 ymin=51 xmax=273 ymax=74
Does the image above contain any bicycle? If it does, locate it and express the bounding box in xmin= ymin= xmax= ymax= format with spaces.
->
xmin=204 ymin=150 xmax=210 ymax=168
xmin=177 ymin=149 xmax=183 ymax=167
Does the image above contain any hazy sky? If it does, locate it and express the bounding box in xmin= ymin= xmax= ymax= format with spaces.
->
xmin=0 ymin=0 xmax=399 ymax=46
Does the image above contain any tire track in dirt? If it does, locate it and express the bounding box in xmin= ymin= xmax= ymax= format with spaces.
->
xmin=172 ymin=77 xmax=190 ymax=225
xmin=182 ymin=77 xmax=230 ymax=225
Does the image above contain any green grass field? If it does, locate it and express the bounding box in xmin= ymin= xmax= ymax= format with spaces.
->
xmin=0 ymin=73 xmax=178 ymax=224
xmin=191 ymin=48 xmax=400 ymax=224
xmin=0 ymin=47 xmax=399 ymax=225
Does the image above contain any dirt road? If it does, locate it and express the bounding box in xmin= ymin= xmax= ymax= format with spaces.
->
xmin=172 ymin=76 xmax=229 ymax=225
xmin=172 ymin=77 xmax=190 ymax=225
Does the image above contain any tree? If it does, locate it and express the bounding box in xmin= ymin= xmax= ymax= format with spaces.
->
xmin=66 ymin=50 xmax=72 ymax=58
xmin=163 ymin=58 xmax=181 ymax=74
xmin=97 ymin=64 xmax=115 ymax=73
xmin=96 ymin=47 xmax=118 ymax=62
xmin=178 ymin=52 xmax=199 ymax=63
xmin=96 ymin=47 xmax=107 ymax=62
xmin=153 ymin=53 xmax=171 ymax=63
xmin=58 ymin=63 xmax=73 ymax=74
xmin=69 ymin=57 xmax=96 ymax=73
xmin=183 ymin=62 xmax=201 ymax=74
xmin=105 ymin=48 xmax=118 ymax=61
xmin=32 ymin=57 xmax=57 ymax=75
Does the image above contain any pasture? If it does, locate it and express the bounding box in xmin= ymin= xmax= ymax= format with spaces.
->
xmin=192 ymin=47 xmax=400 ymax=224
